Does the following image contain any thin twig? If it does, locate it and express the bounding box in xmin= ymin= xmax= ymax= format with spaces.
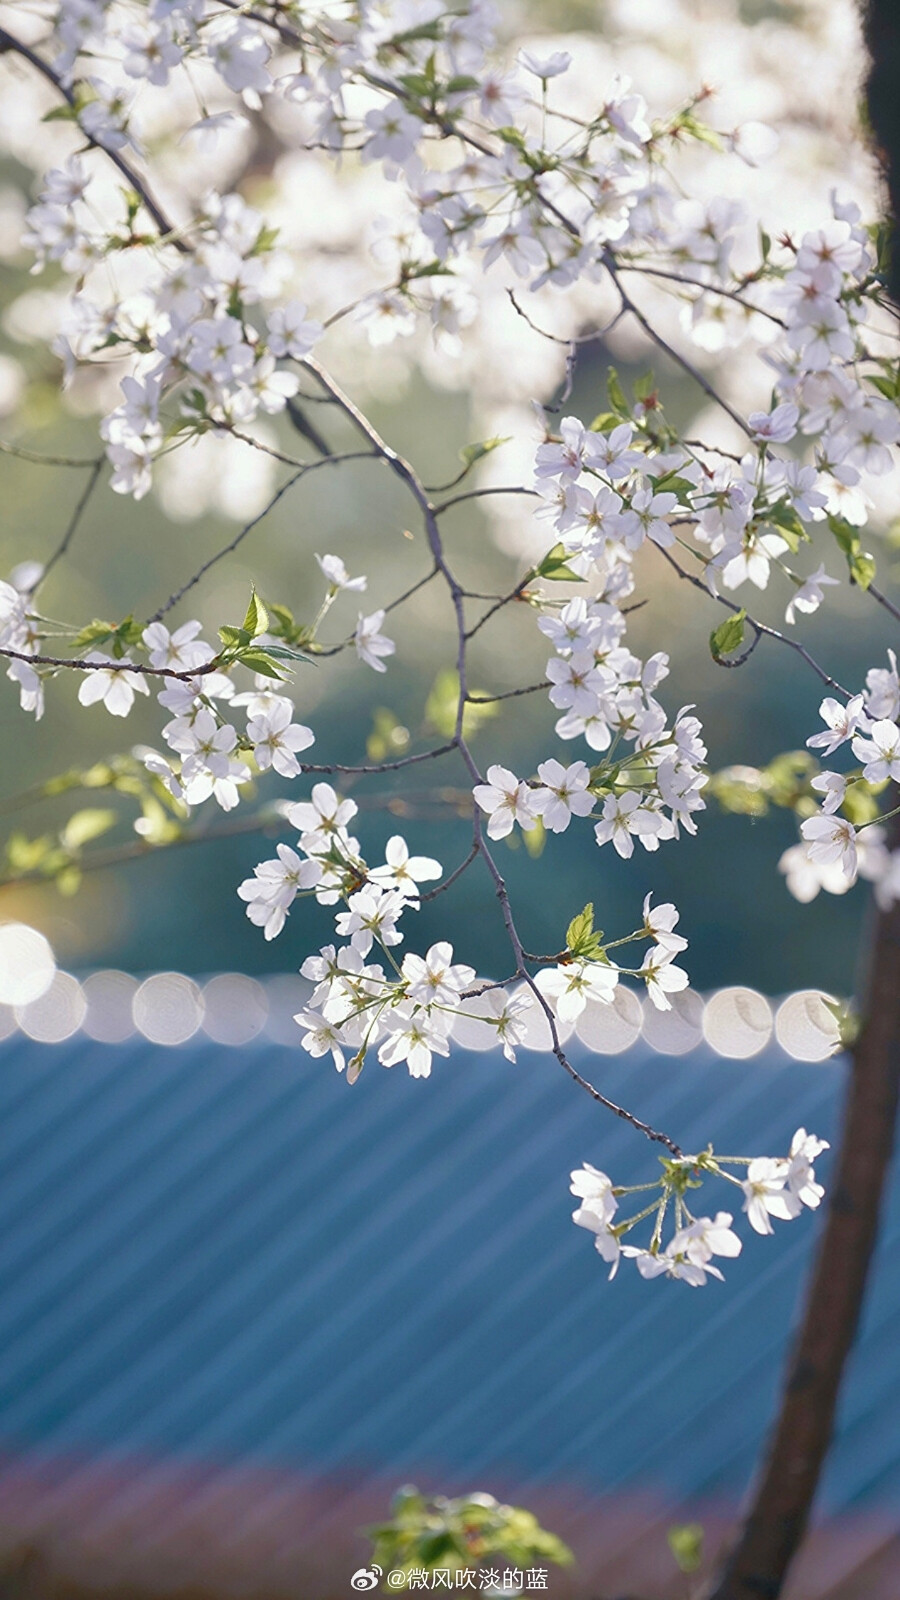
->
xmin=433 ymin=485 xmax=539 ymax=515
xmin=299 ymin=744 xmax=456 ymax=776
xmin=147 ymin=451 xmax=376 ymax=623
xmin=0 ymin=439 xmax=101 ymax=468
xmin=603 ymin=250 xmax=754 ymax=438
xmin=466 ymin=681 xmax=549 ymax=704
xmin=615 ymin=261 xmax=787 ymax=327
xmin=868 ymin=580 xmax=900 ymax=624
xmin=35 ymin=456 xmax=105 ymax=593
xmin=419 ymin=843 xmax=481 ymax=902
xmin=657 ymin=545 xmax=852 ymax=697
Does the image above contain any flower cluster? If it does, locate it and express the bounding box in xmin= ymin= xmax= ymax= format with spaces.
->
xmin=0 ymin=573 xmax=43 ymax=719
xmin=571 ymin=1128 xmax=829 ymax=1286
xmin=777 ymin=655 xmax=900 ymax=908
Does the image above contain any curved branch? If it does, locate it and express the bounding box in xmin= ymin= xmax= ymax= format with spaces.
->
xmin=0 ymin=25 xmax=184 ymax=247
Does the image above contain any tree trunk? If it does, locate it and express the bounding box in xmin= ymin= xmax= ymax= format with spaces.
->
xmin=705 ymin=877 xmax=900 ymax=1600
xmin=704 ymin=11 xmax=900 ymax=1593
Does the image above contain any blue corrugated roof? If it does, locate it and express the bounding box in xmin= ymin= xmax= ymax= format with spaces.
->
xmin=0 ymin=1033 xmax=895 ymax=1517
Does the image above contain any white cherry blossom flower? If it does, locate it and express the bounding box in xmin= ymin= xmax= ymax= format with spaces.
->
xmin=473 ymin=765 xmax=539 ymax=839
xmin=810 ymin=771 xmax=847 ymax=814
xmin=247 ymin=698 xmax=315 ymax=777
xmin=378 ymin=1004 xmax=452 ymax=1079
xmin=785 ymin=564 xmax=839 ymax=625
xmin=355 ymin=610 xmax=395 ymax=673
xmin=865 ymin=651 xmax=900 ymax=721
xmin=748 ymin=402 xmax=799 ymax=443
xmin=335 ymin=885 xmax=406 ymax=957
xmin=316 ymin=553 xmax=367 ymax=593
xmin=806 ymin=694 xmax=867 ymax=755
xmin=267 ymin=300 xmax=322 ymax=358
xmin=851 ymin=719 xmax=900 ymax=783
xmin=640 ymin=944 xmax=690 ymax=1010
xmin=78 ymin=654 xmax=149 ymax=717
xmin=594 ymin=791 xmax=663 ymax=859
xmin=401 ymin=942 xmax=475 ymax=1008
xmin=518 ymin=49 xmax=572 ymax=79
xmin=535 ymin=960 xmax=618 ymax=1022
xmin=369 ymin=836 xmax=441 ymax=902
xmin=533 ymin=759 xmax=595 ymax=832
xmin=800 ymin=812 xmax=858 ymax=879
xmin=742 ymin=1158 xmax=801 ymax=1235
xmin=642 ymin=893 xmax=688 ymax=954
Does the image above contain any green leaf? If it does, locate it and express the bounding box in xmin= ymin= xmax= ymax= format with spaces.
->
xmin=42 ymin=103 xmax=79 ymax=124
xmin=71 ymin=618 xmax=116 ymax=651
xmin=709 ymin=609 xmax=747 ymax=662
xmin=261 ymin=643 xmax=314 ymax=664
xmin=766 ymin=500 xmax=809 ymax=550
xmin=649 ymin=471 xmax=694 ymax=499
xmin=668 ymin=1524 xmax=704 ymax=1575
xmin=867 ymin=372 xmax=899 ymax=401
xmin=535 ymin=543 xmax=583 ymax=583
xmin=60 ymin=807 xmax=118 ymax=850
xmin=397 ymin=71 xmax=433 ymax=96
xmin=458 ymin=435 xmax=510 ymax=470
xmin=606 ymin=367 xmax=629 ymax=418
xmin=566 ymin=903 xmax=604 ymax=961
xmin=238 ymin=649 xmax=288 ymax=680
xmin=250 ymin=223 xmax=280 ymax=256
xmin=242 ymin=587 xmax=268 ymax=638
xmin=218 ymin=625 xmax=251 ymax=648
xmin=71 ymin=615 xmax=142 ymax=655
xmin=828 ymin=512 xmax=876 ymax=589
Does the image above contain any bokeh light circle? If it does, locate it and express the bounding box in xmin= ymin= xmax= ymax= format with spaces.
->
xmin=0 ymin=923 xmax=55 ymax=1006
xmin=133 ymin=973 xmax=203 ymax=1045
xmin=574 ymin=985 xmax=643 ymax=1054
xmin=512 ymin=984 xmax=575 ymax=1051
xmin=16 ymin=971 xmax=86 ymax=1043
xmin=703 ymin=986 xmax=773 ymax=1059
xmin=263 ymin=975 xmax=311 ymax=1044
xmin=642 ymin=989 xmax=705 ymax=1056
xmin=202 ymin=974 xmax=268 ymax=1045
xmin=775 ymin=990 xmax=842 ymax=1061
xmin=81 ymin=970 xmax=138 ymax=1043
xmin=450 ymin=989 xmax=503 ymax=1052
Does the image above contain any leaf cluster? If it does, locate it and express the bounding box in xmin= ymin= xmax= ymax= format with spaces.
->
xmin=368 ymin=1486 xmax=572 ymax=1589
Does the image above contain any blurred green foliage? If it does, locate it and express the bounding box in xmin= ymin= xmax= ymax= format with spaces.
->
xmin=367 ymin=1485 xmax=573 ymax=1590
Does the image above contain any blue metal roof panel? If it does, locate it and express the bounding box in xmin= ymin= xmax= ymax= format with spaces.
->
xmin=0 ymin=1032 xmax=894 ymax=1521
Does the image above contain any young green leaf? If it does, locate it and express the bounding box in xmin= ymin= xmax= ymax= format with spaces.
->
xmin=709 ymin=609 xmax=747 ymax=662
xmin=535 ymin=544 xmax=583 ymax=583
xmin=566 ymin=903 xmax=604 ymax=961
xmin=242 ymin=588 xmax=269 ymax=638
